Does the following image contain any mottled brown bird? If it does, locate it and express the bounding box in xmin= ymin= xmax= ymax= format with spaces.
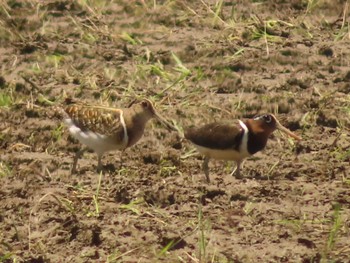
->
xmin=185 ymin=114 xmax=301 ymax=182
xmin=61 ymin=99 xmax=175 ymax=173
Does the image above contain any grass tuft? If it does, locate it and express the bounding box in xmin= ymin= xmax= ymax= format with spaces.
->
xmin=120 ymin=32 xmax=142 ymax=45
xmin=0 ymin=162 xmax=12 ymax=177
xmin=197 ymin=203 xmax=208 ymax=261
xmin=0 ymin=92 xmax=12 ymax=108
xmin=324 ymin=203 xmax=343 ymax=257
xmin=158 ymin=240 xmax=176 ymax=257
xmin=51 ymin=124 xmax=64 ymax=141
xmin=120 ymin=198 xmax=144 ymax=215
xmin=88 ymin=171 xmax=103 ymax=217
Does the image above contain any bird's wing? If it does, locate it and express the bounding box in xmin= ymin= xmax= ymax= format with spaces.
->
xmin=64 ymin=104 xmax=125 ymax=138
xmin=184 ymin=122 xmax=243 ymax=150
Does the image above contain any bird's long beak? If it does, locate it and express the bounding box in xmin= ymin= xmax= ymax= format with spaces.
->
xmin=276 ymin=121 xmax=302 ymax=141
xmin=154 ymin=112 xmax=177 ymax=132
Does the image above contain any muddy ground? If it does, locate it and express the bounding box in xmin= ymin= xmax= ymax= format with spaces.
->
xmin=1 ymin=0 xmax=350 ymax=262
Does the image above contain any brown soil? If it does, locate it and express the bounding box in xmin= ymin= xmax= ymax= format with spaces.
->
xmin=1 ymin=0 xmax=350 ymax=262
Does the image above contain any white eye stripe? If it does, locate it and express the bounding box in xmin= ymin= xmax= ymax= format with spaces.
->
xmin=254 ymin=115 xmax=272 ymax=123
xmin=265 ymin=115 xmax=272 ymax=123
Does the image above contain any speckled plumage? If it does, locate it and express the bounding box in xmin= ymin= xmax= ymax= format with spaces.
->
xmin=59 ymin=99 xmax=174 ymax=173
xmin=65 ymin=105 xmax=125 ymax=137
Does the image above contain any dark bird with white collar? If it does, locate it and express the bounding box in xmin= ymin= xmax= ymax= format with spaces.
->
xmin=185 ymin=114 xmax=302 ymax=182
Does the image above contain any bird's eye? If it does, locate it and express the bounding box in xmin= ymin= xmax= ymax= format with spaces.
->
xmin=264 ymin=115 xmax=272 ymax=123
xmin=141 ymin=101 xmax=149 ymax=108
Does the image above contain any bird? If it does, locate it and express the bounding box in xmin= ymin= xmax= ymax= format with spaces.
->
xmin=184 ymin=114 xmax=302 ymax=183
xmin=59 ymin=98 xmax=175 ymax=174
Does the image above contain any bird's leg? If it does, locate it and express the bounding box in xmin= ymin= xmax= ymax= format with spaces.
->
xmin=230 ymin=160 xmax=243 ymax=179
xmin=71 ymin=148 xmax=87 ymax=174
xmin=202 ymin=156 xmax=210 ymax=183
xmin=235 ymin=161 xmax=241 ymax=179
xmin=97 ymin=154 xmax=103 ymax=173
xmin=229 ymin=164 xmax=237 ymax=176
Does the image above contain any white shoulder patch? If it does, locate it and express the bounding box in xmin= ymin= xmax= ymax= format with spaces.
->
xmin=119 ymin=111 xmax=128 ymax=147
xmin=238 ymin=120 xmax=250 ymax=157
